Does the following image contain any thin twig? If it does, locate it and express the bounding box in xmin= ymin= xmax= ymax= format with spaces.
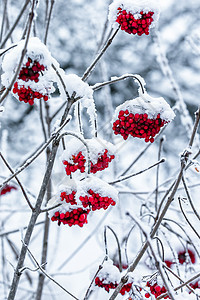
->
xmin=0 ymin=0 xmax=35 ymax=105
xmin=182 ymin=176 xmax=200 ymax=221
xmin=82 ymin=26 xmax=120 ymax=82
xmin=109 ymin=158 xmax=165 ymax=185
xmin=92 ymin=73 xmax=145 ymax=94
xmin=44 ymin=0 xmax=55 ymax=45
xmin=157 ymin=271 xmax=200 ymax=299
xmin=106 ymin=226 xmax=122 ymax=272
xmin=178 ymin=197 xmax=200 ymax=240
xmin=0 ymin=0 xmax=31 ymax=48
xmin=155 ymin=137 xmax=164 ymax=211
xmin=0 ymin=152 xmax=34 ymax=210
xmin=21 ymin=241 xmax=79 ymax=300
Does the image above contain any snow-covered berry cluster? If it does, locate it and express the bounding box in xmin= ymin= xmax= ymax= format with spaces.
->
xmin=13 ymin=82 xmax=48 ymax=105
xmin=80 ymin=189 xmax=116 ymax=211
xmin=116 ymin=8 xmax=154 ymax=35
xmin=178 ymin=249 xmax=196 ymax=264
xmin=1 ymin=37 xmax=55 ymax=105
xmin=109 ymin=0 xmax=160 ymax=36
xmin=0 ymin=184 xmax=17 ymax=196
xmin=112 ymin=93 xmax=175 ymax=143
xmin=61 ymin=138 xmax=115 ymax=175
xmin=94 ymin=260 xmax=133 ymax=295
xmin=145 ymin=281 xmax=169 ymax=299
xmin=48 ymin=178 xmax=118 ymax=227
xmin=164 ymin=249 xmax=196 ymax=268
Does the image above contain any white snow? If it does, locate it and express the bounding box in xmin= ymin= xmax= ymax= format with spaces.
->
xmin=97 ymin=259 xmax=121 ymax=283
xmin=1 ymin=37 xmax=56 ymax=98
xmin=61 ymin=137 xmax=116 ymax=165
xmin=108 ymin=0 xmax=160 ymax=29
xmin=113 ymin=92 xmax=176 ymax=122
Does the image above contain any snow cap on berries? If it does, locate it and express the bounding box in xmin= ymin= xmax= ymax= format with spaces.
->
xmin=1 ymin=37 xmax=55 ymax=104
xmin=109 ymin=0 xmax=160 ymax=35
xmin=113 ymin=93 xmax=175 ymax=122
xmin=61 ymin=137 xmax=116 ymax=175
xmin=78 ymin=176 xmax=119 ymax=204
xmin=97 ymin=259 xmax=121 ymax=284
xmin=112 ymin=92 xmax=175 ymax=142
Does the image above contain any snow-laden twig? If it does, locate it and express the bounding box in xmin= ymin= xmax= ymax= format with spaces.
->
xmin=43 ymin=0 xmax=55 ymax=45
xmin=182 ymin=176 xmax=200 ymax=221
xmin=92 ymin=73 xmax=146 ymax=94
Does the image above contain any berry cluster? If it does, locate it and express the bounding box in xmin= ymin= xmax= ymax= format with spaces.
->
xmin=178 ymin=249 xmax=195 ymax=264
xmin=60 ymin=191 xmax=77 ymax=205
xmin=113 ymin=110 xmax=167 ymax=143
xmin=120 ymin=283 xmax=133 ymax=295
xmin=63 ymin=151 xmax=86 ymax=175
xmin=0 ymin=184 xmax=17 ymax=195
xmin=190 ymin=280 xmax=200 ymax=290
xmin=95 ymin=277 xmax=117 ymax=292
xmin=91 ymin=150 xmax=115 ymax=174
xmin=12 ymin=56 xmax=49 ymax=105
xmin=18 ymin=58 xmax=45 ymax=82
xmin=13 ymin=82 xmax=48 ymax=105
xmin=51 ymin=208 xmax=90 ymax=227
xmin=145 ymin=282 xmax=170 ymax=299
xmin=80 ymin=189 xmax=116 ymax=211
xmin=63 ymin=150 xmax=115 ymax=175
xmin=95 ymin=277 xmax=132 ymax=295
xmin=116 ymin=8 xmax=154 ymax=36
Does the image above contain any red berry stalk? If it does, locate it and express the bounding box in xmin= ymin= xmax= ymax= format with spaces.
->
xmin=116 ymin=8 xmax=154 ymax=36
xmin=178 ymin=249 xmax=196 ymax=264
xmin=95 ymin=277 xmax=132 ymax=295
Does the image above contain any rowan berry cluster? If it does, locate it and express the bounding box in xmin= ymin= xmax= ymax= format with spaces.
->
xmin=13 ymin=82 xmax=48 ymax=105
xmin=116 ymin=8 xmax=154 ymax=35
xmin=60 ymin=191 xmax=77 ymax=205
xmin=178 ymin=249 xmax=195 ymax=264
xmin=0 ymin=184 xmax=17 ymax=195
xmin=63 ymin=150 xmax=115 ymax=175
xmin=91 ymin=150 xmax=115 ymax=174
xmin=51 ymin=208 xmax=90 ymax=227
xmin=95 ymin=277 xmax=132 ymax=295
xmin=113 ymin=110 xmax=167 ymax=142
xmin=145 ymin=282 xmax=169 ymax=299
xmin=18 ymin=58 xmax=45 ymax=82
xmin=63 ymin=151 xmax=86 ymax=175
xmin=12 ymin=56 xmax=50 ymax=105
xmin=80 ymin=189 xmax=116 ymax=211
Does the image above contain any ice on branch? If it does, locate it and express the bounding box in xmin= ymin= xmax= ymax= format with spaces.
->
xmin=108 ymin=0 xmax=160 ymax=36
xmin=112 ymin=92 xmax=175 ymax=143
xmin=61 ymin=137 xmax=116 ymax=175
xmin=1 ymin=37 xmax=56 ymax=105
